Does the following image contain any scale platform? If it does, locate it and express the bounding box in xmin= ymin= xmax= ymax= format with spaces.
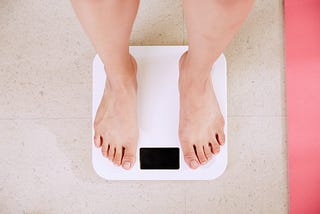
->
xmin=92 ymin=46 xmax=227 ymax=180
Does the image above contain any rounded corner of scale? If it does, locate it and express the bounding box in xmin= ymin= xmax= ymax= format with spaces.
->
xmin=92 ymin=150 xmax=110 ymax=181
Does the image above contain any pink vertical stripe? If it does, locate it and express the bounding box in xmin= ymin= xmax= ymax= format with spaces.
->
xmin=285 ymin=0 xmax=320 ymax=213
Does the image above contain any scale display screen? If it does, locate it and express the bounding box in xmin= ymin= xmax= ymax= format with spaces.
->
xmin=140 ymin=148 xmax=180 ymax=170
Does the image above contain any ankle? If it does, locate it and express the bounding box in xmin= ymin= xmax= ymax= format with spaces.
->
xmin=179 ymin=73 xmax=211 ymax=97
xmin=105 ymin=54 xmax=136 ymax=76
xmin=105 ymin=55 xmax=137 ymax=91
xmin=179 ymin=52 xmax=214 ymax=94
xmin=180 ymin=61 xmax=213 ymax=88
xmin=181 ymin=51 xmax=215 ymax=72
xmin=104 ymin=54 xmax=136 ymax=74
xmin=106 ymin=75 xmax=137 ymax=93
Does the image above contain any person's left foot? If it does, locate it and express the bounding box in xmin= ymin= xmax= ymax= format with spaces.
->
xmin=178 ymin=51 xmax=226 ymax=169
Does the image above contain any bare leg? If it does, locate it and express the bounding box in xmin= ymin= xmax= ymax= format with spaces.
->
xmin=71 ymin=0 xmax=140 ymax=170
xmin=179 ymin=0 xmax=254 ymax=169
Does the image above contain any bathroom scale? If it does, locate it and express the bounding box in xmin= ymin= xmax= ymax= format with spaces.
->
xmin=92 ymin=46 xmax=228 ymax=180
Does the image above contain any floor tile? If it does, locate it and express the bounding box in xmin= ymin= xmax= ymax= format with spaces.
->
xmin=131 ymin=0 xmax=184 ymax=45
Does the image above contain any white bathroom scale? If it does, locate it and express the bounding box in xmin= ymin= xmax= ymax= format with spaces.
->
xmin=92 ymin=46 xmax=227 ymax=180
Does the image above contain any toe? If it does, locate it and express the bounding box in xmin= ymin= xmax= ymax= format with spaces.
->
xmin=204 ymin=143 xmax=213 ymax=160
xmin=195 ymin=144 xmax=207 ymax=164
xmin=216 ymin=130 xmax=226 ymax=146
xmin=101 ymin=143 xmax=109 ymax=158
xmin=181 ymin=143 xmax=200 ymax=169
xmin=94 ymin=134 xmax=102 ymax=148
xmin=210 ymin=141 xmax=220 ymax=154
xmin=113 ymin=146 xmax=123 ymax=166
xmin=122 ymin=145 xmax=136 ymax=170
xmin=108 ymin=144 xmax=116 ymax=161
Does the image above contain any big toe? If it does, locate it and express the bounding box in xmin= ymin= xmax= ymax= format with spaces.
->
xmin=182 ymin=144 xmax=200 ymax=169
xmin=121 ymin=145 xmax=136 ymax=170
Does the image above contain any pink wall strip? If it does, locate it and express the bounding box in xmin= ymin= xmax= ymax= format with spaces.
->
xmin=285 ymin=0 xmax=320 ymax=213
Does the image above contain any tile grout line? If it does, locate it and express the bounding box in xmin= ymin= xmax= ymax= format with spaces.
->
xmin=0 ymin=117 xmax=91 ymax=121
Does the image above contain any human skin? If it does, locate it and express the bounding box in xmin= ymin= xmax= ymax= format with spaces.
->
xmin=71 ymin=0 xmax=254 ymax=169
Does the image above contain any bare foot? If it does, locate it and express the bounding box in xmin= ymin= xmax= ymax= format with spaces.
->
xmin=93 ymin=55 xmax=138 ymax=170
xmin=178 ymin=51 xmax=225 ymax=169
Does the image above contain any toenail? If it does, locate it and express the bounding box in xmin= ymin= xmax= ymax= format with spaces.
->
xmin=123 ymin=162 xmax=131 ymax=170
xmin=201 ymin=161 xmax=207 ymax=165
xmin=191 ymin=160 xmax=199 ymax=168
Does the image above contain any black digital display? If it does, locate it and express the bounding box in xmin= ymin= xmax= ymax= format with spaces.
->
xmin=140 ymin=147 xmax=180 ymax=170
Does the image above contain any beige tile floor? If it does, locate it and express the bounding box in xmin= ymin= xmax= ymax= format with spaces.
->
xmin=0 ymin=0 xmax=287 ymax=213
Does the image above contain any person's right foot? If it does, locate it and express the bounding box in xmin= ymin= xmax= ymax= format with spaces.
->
xmin=93 ymin=55 xmax=139 ymax=170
